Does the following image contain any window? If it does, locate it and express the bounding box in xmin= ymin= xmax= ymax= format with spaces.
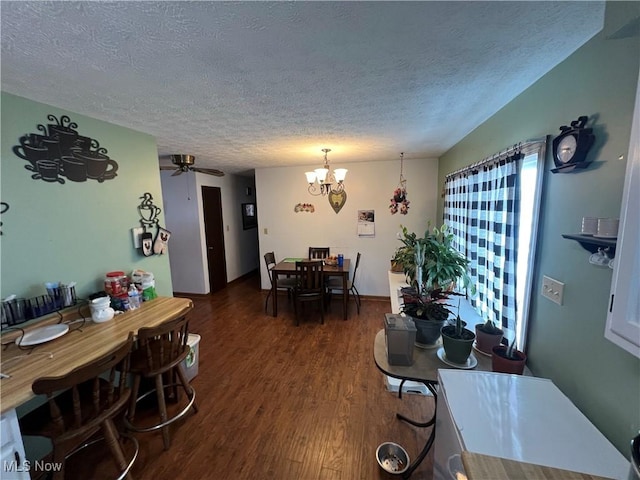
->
xmin=444 ymin=140 xmax=545 ymax=349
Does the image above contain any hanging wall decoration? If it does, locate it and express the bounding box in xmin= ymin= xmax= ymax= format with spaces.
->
xmin=328 ymin=190 xmax=347 ymax=214
xmin=137 ymin=193 xmax=170 ymax=256
xmin=390 ymin=152 xmax=409 ymax=215
xmin=294 ymin=203 xmax=315 ymax=213
xmin=12 ymin=114 xmax=119 ymax=184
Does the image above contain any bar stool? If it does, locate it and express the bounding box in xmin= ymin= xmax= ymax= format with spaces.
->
xmin=19 ymin=333 xmax=137 ymax=480
xmin=124 ymin=315 xmax=198 ymax=450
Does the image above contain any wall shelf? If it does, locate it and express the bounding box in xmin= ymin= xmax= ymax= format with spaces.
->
xmin=562 ymin=233 xmax=616 ymax=257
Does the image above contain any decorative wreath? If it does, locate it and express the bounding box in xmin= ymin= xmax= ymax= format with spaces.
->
xmin=389 ymin=153 xmax=409 ymax=215
xmin=294 ymin=203 xmax=315 ymax=213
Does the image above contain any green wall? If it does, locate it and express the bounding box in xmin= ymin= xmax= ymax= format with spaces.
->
xmin=437 ymin=2 xmax=640 ymax=457
xmin=1 ymin=93 xmax=173 ymax=302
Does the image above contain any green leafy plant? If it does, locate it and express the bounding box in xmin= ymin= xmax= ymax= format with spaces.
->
xmin=396 ymin=224 xmax=474 ymax=321
xmin=397 ymin=224 xmax=473 ymax=295
xmin=401 ymin=287 xmax=462 ymax=321
xmin=505 ymin=338 xmax=519 ymax=359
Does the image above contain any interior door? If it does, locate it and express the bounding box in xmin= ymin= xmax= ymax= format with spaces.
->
xmin=202 ymin=186 xmax=227 ymax=293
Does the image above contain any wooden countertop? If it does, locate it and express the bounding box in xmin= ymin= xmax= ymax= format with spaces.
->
xmin=461 ymin=451 xmax=615 ymax=480
xmin=0 ymin=296 xmax=193 ymax=413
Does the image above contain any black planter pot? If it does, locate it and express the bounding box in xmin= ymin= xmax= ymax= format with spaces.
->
xmin=441 ymin=325 xmax=475 ymax=364
xmin=410 ymin=316 xmax=446 ymax=346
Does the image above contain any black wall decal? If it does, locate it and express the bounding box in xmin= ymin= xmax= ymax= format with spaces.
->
xmin=0 ymin=202 xmax=9 ymax=235
xmin=138 ymin=192 xmax=161 ymax=230
xmin=12 ymin=114 xmax=119 ymax=184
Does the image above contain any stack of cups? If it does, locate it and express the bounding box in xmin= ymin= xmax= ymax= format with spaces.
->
xmin=581 ymin=217 xmax=598 ymax=235
xmin=582 ymin=216 xmax=619 ymax=238
xmin=596 ymin=218 xmax=619 ymax=238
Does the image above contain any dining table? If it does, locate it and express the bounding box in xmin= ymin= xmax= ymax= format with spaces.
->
xmin=0 ymin=296 xmax=193 ymax=413
xmin=270 ymin=258 xmax=351 ymax=320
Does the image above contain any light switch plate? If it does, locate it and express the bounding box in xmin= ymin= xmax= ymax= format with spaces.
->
xmin=132 ymin=227 xmax=144 ymax=248
xmin=542 ymin=275 xmax=564 ymax=305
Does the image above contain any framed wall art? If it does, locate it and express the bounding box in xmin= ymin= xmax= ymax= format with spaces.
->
xmin=242 ymin=202 xmax=257 ymax=229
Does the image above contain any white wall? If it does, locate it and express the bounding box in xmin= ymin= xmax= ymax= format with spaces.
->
xmin=255 ymin=158 xmax=439 ymax=297
xmin=160 ymin=170 xmax=257 ymax=294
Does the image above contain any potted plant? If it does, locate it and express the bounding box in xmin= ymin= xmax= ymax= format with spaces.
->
xmin=491 ymin=338 xmax=526 ymax=375
xmin=390 ymin=248 xmax=405 ymax=272
xmin=474 ymin=318 xmax=504 ymax=355
xmin=397 ymin=224 xmax=473 ymax=346
xmin=441 ymin=313 xmax=476 ymax=364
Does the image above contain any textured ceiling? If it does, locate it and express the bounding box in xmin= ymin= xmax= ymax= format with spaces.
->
xmin=1 ymin=1 xmax=605 ymax=175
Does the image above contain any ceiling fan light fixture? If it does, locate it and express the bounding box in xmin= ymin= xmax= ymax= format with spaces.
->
xmin=160 ymin=154 xmax=225 ymax=177
xmin=171 ymin=154 xmax=195 ymax=167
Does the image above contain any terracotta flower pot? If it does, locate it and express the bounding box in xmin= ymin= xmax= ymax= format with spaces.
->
xmin=474 ymin=324 xmax=503 ymax=355
xmin=491 ymin=345 xmax=526 ymax=375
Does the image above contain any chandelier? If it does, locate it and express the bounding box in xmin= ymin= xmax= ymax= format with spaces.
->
xmin=304 ymin=148 xmax=347 ymax=196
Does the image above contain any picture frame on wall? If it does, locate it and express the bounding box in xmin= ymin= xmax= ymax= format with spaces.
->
xmin=242 ymin=202 xmax=257 ymax=230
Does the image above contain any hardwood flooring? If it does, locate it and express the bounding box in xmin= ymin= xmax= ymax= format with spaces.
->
xmin=67 ymin=273 xmax=435 ymax=479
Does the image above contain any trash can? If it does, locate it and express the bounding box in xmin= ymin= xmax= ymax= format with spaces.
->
xmin=182 ymin=333 xmax=200 ymax=381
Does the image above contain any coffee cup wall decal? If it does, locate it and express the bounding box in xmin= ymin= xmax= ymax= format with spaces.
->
xmin=13 ymin=114 xmax=119 ymax=185
xmin=0 ymin=202 xmax=9 ymax=236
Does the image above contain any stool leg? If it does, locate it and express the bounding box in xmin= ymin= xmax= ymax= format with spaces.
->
xmin=127 ymin=374 xmax=141 ymax=422
xmin=103 ymin=418 xmax=134 ymax=480
xmin=175 ymin=366 xmax=198 ymax=413
xmin=154 ymin=374 xmax=171 ymax=450
xmin=51 ymin=447 xmax=66 ymax=480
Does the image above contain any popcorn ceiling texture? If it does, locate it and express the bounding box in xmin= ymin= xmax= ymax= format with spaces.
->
xmin=1 ymin=1 xmax=604 ymax=175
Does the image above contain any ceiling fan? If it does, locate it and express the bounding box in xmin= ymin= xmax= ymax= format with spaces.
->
xmin=159 ymin=154 xmax=225 ymax=177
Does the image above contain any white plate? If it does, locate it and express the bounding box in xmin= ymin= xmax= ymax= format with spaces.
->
xmin=472 ymin=342 xmax=492 ymax=357
xmin=437 ymin=347 xmax=478 ymax=369
xmin=16 ymin=324 xmax=69 ymax=347
xmin=415 ymin=337 xmax=442 ymax=349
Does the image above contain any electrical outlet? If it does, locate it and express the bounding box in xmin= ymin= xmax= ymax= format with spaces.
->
xmin=542 ymin=275 xmax=564 ymax=305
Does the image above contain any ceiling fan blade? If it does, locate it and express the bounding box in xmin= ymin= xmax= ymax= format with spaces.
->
xmin=171 ymin=169 xmax=184 ymax=176
xmin=192 ymin=167 xmax=225 ymax=177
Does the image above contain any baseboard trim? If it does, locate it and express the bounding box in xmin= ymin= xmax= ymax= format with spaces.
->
xmin=261 ymin=288 xmax=390 ymax=303
xmin=174 ymin=269 xmax=260 ymax=297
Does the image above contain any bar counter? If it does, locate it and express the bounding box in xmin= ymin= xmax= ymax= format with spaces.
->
xmin=0 ymin=296 xmax=193 ymax=413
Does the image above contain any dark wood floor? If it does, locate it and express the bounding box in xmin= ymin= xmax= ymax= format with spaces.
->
xmin=70 ymin=273 xmax=434 ymax=479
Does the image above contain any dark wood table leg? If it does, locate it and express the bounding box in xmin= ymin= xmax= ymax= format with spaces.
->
xmin=396 ymin=382 xmax=438 ymax=478
xmin=342 ymin=272 xmax=348 ymax=320
xmin=272 ymin=272 xmax=278 ymax=317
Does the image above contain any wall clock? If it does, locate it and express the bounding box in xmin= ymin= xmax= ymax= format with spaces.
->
xmin=551 ymin=115 xmax=595 ymax=173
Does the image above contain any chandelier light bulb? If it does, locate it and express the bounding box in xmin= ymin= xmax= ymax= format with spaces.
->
xmin=314 ymin=167 xmax=329 ymax=184
xmin=305 ymin=171 xmax=317 ymax=184
xmin=333 ymin=168 xmax=348 ymax=183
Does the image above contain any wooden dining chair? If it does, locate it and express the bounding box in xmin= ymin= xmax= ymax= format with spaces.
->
xmin=293 ymin=260 xmax=325 ymax=326
xmin=19 ymin=333 xmax=137 ymax=480
xmin=124 ymin=315 xmax=198 ymax=450
xmin=308 ymin=247 xmax=330 ymax=259
xmin=264 ymin=252 xmax=296 ymax=313
xmin=326 ymin=252 xmax=362 ymax=314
